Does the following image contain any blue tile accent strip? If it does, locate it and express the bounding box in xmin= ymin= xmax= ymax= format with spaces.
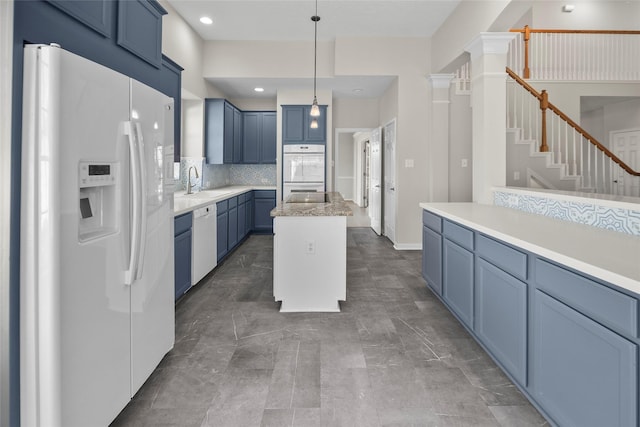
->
xmin=494 ymin=191 xmax=640 ymax=236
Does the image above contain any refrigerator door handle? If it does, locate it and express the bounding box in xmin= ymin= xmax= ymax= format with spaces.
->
xmin=133 ymin=122 xmax=147 ymax=281
xmin=124 ymin=121 xmax=142 ymax=286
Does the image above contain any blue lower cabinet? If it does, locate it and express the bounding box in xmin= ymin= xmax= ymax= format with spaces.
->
xmin=475 ymin=258 xmax=527 ymax=386
xmin=532 ymin=290 xmax=637 ymax=427
xmin=443 ymin=239 xmax=474 ymax=329
xmin=422 ymin=225 xmax=442 ymax=295
xmin=174 ymin=213 xmax=192 ymax=300
xmin=253 ymin=190 xmax=276 ymax=233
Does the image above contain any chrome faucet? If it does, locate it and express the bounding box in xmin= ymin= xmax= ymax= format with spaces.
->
xmin=186 ymin=166 xmax=199 ymax=194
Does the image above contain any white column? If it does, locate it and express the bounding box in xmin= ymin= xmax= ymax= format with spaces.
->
xmin=465 ymin=33 xmax=517 ymax=204
xmin=427 ymin=74 xmax=454 ymax=202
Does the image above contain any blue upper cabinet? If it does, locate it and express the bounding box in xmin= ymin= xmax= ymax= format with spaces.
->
xmin=282 ymin=105 xmax=327 ymax=144
xmin=243 ymin=112 xmax=277 ymax=164
xmin=205 ymin=99 xmax=239 ymax=165
xmin=47 ymin=0 xmax=112 ymax=37
xmin=304 ymin=105 xmax=327 ymax=143
xmin=117 ymin=0 xmax=167 ymax=68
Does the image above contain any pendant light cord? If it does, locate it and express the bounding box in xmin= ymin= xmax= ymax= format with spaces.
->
xmin=312 ymin=0 xmax=319 ymax=98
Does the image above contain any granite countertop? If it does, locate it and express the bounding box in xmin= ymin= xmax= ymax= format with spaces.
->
xmin=173 ymin=185 xmax=276 ymax=216
xmin=420 ymin=202 xmax=640 ymax=295
xmin=271 ymin=192 xmax=353 ymax=217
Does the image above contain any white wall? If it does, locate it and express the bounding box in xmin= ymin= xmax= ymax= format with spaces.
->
xmin=603 ymin=99 xmax=640 ymax=145
xmin=332 ymin=98 xmax=379 ymax=129
xmin=449 ymin=87 xmax=472 ymax=202
xmin=336 ymin=133 xmax=355 ymax=200
xmin=230 ymin=99 xmax=278 ymax=111
xmin=430 ymin=1 xmax=511 ymax=73
xmin=581 ymin=107 xmax=606 ymax=143
xmin=532 ymin=1 xmax=640 ymax=29
xmin=160 ymin=0 xmax=220 ymax=100
xmin=181 ymin=100 xmax=204 ymax=158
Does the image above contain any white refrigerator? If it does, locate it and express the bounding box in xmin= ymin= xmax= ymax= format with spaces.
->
xmin=20 ymin=44 xmax=175 ymax=427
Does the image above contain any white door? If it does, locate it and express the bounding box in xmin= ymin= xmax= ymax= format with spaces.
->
xmin=129 ymin=79 xmax=175 ymax=396
xmin=611 ymin=129 xmax=640 ymax=197
xmin=383 ymin=119 xmax=397 ymax=244
xmin=369 ymin=127 xmax=382 ymax=235
xmin=21 ymin=45 xmax=131 ymax=427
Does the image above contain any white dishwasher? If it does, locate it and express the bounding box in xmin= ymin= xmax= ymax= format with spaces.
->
xmin=192 ymin=203 xmax=217 ymax=286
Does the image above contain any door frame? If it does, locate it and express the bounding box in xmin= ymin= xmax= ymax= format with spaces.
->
xmin=333 ymin=127 xmax=372 ymax=198
xmin=609 ymin=127 xmax=640 ymax=197
xmin=382 ymin=118 xmax=397 ymax=244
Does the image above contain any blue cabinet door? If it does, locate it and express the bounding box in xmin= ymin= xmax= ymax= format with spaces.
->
xmin=237 ymin=201 xmax=247 ymax=240
xmin=228 ymin=205 xmax=239 ymax=249
xmin=216 ymin=211 xmax=228 ymax=262
xmin=260 ymin=112 xmax=277 ymax=163
xmin=422 ymin=225 xmax=442 ymax=295
xmin=233 ymin=107 xmax=243 ymax=163
xmin=532 ymin=290 xmax=637 ymax=427
xmin=304 ymin=105 xmax=327 ymax=143
xmin=242 ymin=112 xmax=260 ymax=164
xmin=117 ymin=0 xmax=166 ymax=68
xmin=174 ymin=229 xmax=192 ymax=300
xmin=223 ymin=102 xmax=234 ymax=164
xmin=282 ymin=106 xmax=305 ymax=143
xmin=254 ymin=197 xmax=275 ymax=233
xmin=475 ymin=259 xmax=527 ymax=386
xmin=443 ymin=239 xmax=474 ymax=329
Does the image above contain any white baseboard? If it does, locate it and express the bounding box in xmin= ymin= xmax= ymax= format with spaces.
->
xmin=393 ymin=243 xmax=422 ymax=251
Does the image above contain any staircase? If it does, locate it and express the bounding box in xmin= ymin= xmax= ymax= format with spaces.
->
xmin=506 ymin=128 xmax=583 ymax=191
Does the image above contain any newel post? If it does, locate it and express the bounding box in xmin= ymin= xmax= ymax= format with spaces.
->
xmin=465 ymin=32 xmax=517 ymax=204
xmin=539 ymin=90 xmax=549 ymax=152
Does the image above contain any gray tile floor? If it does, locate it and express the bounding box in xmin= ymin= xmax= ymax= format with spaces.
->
xmin=111 ymin=228 xmax=548 ymax=427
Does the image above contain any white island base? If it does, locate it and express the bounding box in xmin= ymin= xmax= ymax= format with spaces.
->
xmin=273 ymin=216 xmax=347 ymax=312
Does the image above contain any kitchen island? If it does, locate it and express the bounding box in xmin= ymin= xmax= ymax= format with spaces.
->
xmin=271 ymin=192 xmax=352 ymax=312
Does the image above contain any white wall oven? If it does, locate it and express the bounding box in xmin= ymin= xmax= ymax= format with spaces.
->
xmin=282 ymin=144 xmax=325 ymax=199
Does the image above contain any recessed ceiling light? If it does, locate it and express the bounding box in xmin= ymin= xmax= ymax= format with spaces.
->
xmin=200 ymin=16 xmax=213 ymax=25
xmin=254 ymin=87 xmax=265 ymax=92
xmin=562 ymin=4 xmax=575 ymax=12
xmin=352 ymin=88 xmax=363 ymax=94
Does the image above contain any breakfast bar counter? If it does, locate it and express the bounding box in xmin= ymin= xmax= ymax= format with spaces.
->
xmin=270 ymin=192 xmax=352 ymax=312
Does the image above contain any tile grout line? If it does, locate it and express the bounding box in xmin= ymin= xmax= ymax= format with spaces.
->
xmin=289 ymin=341 xmax=301 ymax=411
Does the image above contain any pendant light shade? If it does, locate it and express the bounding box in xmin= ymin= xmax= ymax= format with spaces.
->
xmin=310 ymin=1 xmax=320 ymax=124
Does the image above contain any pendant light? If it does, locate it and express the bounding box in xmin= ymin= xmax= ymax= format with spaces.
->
xmin=309 ymin=0 xmax=320 ymax=128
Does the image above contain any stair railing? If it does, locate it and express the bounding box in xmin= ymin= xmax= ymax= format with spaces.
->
xmin=506 ymin=67 xmax=640 ymax=196
xmin=508 ymin=26 xmax=640 ymax=80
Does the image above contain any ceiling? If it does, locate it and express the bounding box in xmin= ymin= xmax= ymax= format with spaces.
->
xmin=167 ymin=0 xmax=461 ymax=99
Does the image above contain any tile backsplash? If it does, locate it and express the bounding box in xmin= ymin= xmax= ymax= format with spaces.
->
xmin=176 ymin=158 xmax=275 ymax=191
xmin=494 ymin=189 xmax=640 ymax=236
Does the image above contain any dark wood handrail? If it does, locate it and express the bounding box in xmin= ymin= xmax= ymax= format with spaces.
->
xmin=506 ymin=67 xmax=640 ymax=177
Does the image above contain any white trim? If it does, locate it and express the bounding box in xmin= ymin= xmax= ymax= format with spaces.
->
xmin=0 ymin=1 xmax=13 ymax=425
xmin=394 ymin=243 xmax=422 ymax=251
xmin=427 ymin=74 xmax=455 ymax=89
xmin=465 ymin=33 xmax=517 ymax=60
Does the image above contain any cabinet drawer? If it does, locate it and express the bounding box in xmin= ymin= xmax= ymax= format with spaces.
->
xmin=477 ymin=235 xmax=527 ymax=281
xmin=254 ymin=190 xmax=276 ymax=199
xmin=535 ymin=259 xmax=638 ymax=338
xmin=228 ymin=196 xmax=238 ymax=209
xmin=237 ymin=193 xmax=247 ymax=204
xmin=216 ymin=199 xmax=228 ymax=215
xmin=422 ymin=210 xmax=442 ymax=233
xmin=174 ymin=212 xmax=192 ymax=236
xmin=443 ymin=219 xmax=474 ymax=251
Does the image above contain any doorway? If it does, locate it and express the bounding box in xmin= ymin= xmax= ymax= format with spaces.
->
xmin=610 ymin=128 xmax=640 ymax=197
xmin=383 ymin=119 xmax=396 ymax=244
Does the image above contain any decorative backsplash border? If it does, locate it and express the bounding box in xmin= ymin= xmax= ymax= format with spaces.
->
xmin=494 ymin=189 xmax=640 ymax=236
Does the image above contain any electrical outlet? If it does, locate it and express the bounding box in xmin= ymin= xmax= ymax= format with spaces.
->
xmin=405 ymin=159 xmax=414 ymax=168
xmin=461 ymin=158 xmax=468 ymax=168
xmin=508 ymin=195 xmax=519 ymax=206
xmin=513 ymin=171 xmax=520 ymax=180
xmin=305 ymin=240 xmax=315 ymax=254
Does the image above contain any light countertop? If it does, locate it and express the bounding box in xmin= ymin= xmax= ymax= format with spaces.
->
xmin=173 ymin=185 xmax=276 ymax=216
xmin=271 ymin=192 xmax=353 ymax=217
xmin=420 ymin=202 xmax=640 ymax=295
